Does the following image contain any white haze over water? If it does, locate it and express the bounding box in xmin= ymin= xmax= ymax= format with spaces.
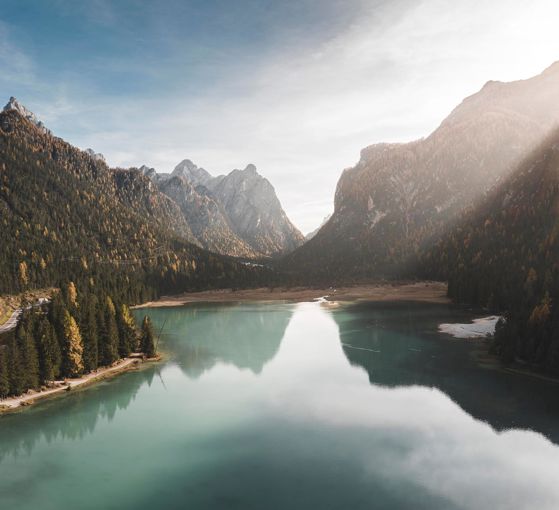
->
xmin=4 ymin=0 xmax=559 ymax=233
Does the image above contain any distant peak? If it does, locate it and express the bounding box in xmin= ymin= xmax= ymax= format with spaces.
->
xmin=173 ymin=158 xmax=213 ymax=185
xmin=3 ymin=96 xmax=50 ymax=134
xmin=244 ymin=163 xmax=257 ymax=174
xmin=175 ymin=159 xmax=198 ymax=172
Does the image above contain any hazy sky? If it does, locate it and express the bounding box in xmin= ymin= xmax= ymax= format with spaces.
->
xmin=1 ymin=0 xmax=559 ymax=233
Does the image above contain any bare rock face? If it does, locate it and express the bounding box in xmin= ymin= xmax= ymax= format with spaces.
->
xmin=205 ymin=164 xmax=305 ymax=256
xmin=172 ymin=159 xmax=213 ymax=187
xmin=158 ymin=175 xmax=257 ymax=258
xmin=285 ymin=61 xmax=559 ymax=278
xmin=3 ymin=97 xmax=51 ymax=135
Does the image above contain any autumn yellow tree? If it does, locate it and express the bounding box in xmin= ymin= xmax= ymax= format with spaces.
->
xmin=67 ymin=281 xmax=78 ymax=308
xmin=18 ymin=261 xmax=28 ymax=287
xmin=63 ymin=310 xmax=84 ymax=377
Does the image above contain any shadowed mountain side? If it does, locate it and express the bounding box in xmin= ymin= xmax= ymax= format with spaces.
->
xmin=417 ymin=126 xmax=559 ymax=376
xmin=332 ymin=302 xmax=559 ymax=444
xmin=282 ymin=62 xmax=559 ymax=281
xmin=141 ymin=304 xmax=293 ymax=378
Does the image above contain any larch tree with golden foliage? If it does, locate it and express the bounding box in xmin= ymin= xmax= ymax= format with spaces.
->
xmin=62 ymin=310 xmax=84 ymax=377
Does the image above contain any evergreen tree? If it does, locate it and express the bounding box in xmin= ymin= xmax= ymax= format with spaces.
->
xmin=62 ymin=310 xmax=84 ymax=377
xmin=80 ymin=295 xmax=99 ymax=372
xmin=36 ymin=316 xmax=61 ymax=383
xmin=7 ymin=333 xmax=24 ymax=396
xmin=116 ymin=304 xmax=137 ymax=357
xmin=141 ymin=316 xmax=157 ymax=358
xmin=0 ymin=347 xmax=10 ymax=398
xmin=17 ymin=320 xmax=40 ymax=390
xmin=99 ymin=296 xmax=119 ymax=366
xmin=48 ymin=293 xmax=67 ymax=348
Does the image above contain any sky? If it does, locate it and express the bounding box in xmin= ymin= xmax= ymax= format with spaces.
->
xmin=1 ymin=1 xmax=559 ymax=233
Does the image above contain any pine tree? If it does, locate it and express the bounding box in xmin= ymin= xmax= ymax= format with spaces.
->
xmin=141 ymin=316 xmax=156 ymax=358
xmin=0 ymin=347 xmax=10 ymax=398
xmin=99 ymin=296 xmax=119 ymax=366
xmin=80 ymin=295 xmax=99 ymax=372
xmin=116 ymin=304 xmax=137 ymax=357
xmin=62 ymin=310 xmax=84 ymax=377
xmin=17 ymin=320 xmax=40 ymax=390
xmin=7 ymin=333 xmax=23 ymax=396
xmin=48 ymin=293 xmax=66 ymax=348
xmin=36 ymin=316 xmax=61 ymax=383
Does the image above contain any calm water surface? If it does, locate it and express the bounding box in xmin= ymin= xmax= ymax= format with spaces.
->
xmin=1 ymin=301 xmax=559 ymax=510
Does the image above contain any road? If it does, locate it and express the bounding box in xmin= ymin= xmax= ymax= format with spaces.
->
xmin=0 ymin=309 xmax=22 ymax=334
xmin=0 ymin=298 xmax=50 ymax=334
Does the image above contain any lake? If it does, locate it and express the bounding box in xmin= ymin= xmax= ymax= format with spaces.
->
xmin=1 ymin=300 xmax=559 ymax=509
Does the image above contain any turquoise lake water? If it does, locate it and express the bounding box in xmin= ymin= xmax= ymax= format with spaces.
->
xmin=1 ymin=300 xmax=559 ymax=509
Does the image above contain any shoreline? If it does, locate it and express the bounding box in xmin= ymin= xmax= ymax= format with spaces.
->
xmin=133 ymin=281 xmax=450 ymax=309
xmin=0 ymin=355 xmax=160 ymax=414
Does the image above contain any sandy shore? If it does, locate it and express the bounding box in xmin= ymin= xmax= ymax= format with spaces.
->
xmin=134 ymin=281 xmax=449 ymax=308
xmin=0 ymin=357 xmax=151 ymax=413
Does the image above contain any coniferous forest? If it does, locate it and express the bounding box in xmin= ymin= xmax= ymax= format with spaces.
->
xmin=0 ymin=281 xmax=158 ymax=398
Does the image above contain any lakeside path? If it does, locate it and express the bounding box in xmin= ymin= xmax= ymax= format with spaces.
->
xmin=134 ymin=281 xmax=449 ymax=308
xmin=0 ymin=357 xmax=143 ymax=413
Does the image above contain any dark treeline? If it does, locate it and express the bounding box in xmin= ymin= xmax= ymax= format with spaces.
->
xmin=0 ymin=281 xmax=156 ymax=399
xmin=418 ymin=129 xmax=559 ymax=376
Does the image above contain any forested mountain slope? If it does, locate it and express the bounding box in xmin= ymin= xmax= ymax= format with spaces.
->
xmin=284 ymin=62 xmax=559 ymax=281
xmin=0 ymin=103 xmax=263 ymax=302
xmin=419 ymin=129 xmax=559 ymax=374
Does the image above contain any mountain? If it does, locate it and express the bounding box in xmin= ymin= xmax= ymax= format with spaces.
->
xmin=0 ymin=98 xmax=264 ymax=299
xmin=284 ymin=62 xmax=559 ymax=281
xmin=173 ymin=159 xmax=213 ymax=187
xmin=204 ymin=164 xmax=305 ymax=256
xmin=158 ymin=174 xmax=257 ymax=258
xmin=419 ymin=128 xmax=559 ymax=375
xmin=144 ymin=159 xmax=305 ymax=258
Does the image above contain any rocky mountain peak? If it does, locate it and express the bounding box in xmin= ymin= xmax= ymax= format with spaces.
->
xmin=157 ymin=157 xmax=304 ymax=257
xmin=172 ymin=159 xmax=213 ymax=186
xmin=3 ymin=96 xmax=50 ymax=134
